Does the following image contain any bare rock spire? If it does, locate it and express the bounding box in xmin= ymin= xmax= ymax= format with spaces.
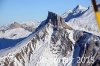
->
xmin=46 ymin=11 xmax=72 ymax=30
xmin=46 ymin=11 xmax=64 ymax=26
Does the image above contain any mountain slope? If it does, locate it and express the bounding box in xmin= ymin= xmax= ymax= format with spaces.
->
xmin=0 ymin=12 xmax=100 ymax=66
xmin=63 ymin=5 xmax=87 ymax=22
xmin=0 ymin=28 xmax=31 ymax=39
xmin=63 ymin=5 xmax=100 ymax=36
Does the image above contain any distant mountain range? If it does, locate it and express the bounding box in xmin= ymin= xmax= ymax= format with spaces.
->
xmin=0 ymin=21 xmax=40 ymax=39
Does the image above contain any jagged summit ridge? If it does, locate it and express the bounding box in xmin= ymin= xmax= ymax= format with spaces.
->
xmin=73 ymin=5 xmax=87 ymax=11
xmin=46 ymin=11 xmax=72 ymax=30
xmin=47 ymin=11 xmax=65 ymax=26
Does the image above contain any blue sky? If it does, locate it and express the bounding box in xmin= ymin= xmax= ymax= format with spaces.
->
xmin=0 ymin=0 xmax=91 ymax=26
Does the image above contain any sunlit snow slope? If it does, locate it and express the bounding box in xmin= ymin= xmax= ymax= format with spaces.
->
xmin=63 ymin=5 xmax=100 ymax=36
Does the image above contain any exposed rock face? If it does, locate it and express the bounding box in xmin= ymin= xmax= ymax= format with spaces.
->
xmin=22 ymin=26 xmax=35 ymax=32
xmin=47 ymin=11 xmax=73 ymax=30
xmin=72 ymin=32 xmax=100 ymax=66
xmin=77 ymin=35 xmax=100 ymax=66
xmin=0 ymin=12 xmax=100 ymax=66
xmin=9 ymin=22 xmax=22 ymax=29
xmin=47 ymin=11 xmax=64 ymax=26
xmin=9 ymin=22 xmax=36 ymax=32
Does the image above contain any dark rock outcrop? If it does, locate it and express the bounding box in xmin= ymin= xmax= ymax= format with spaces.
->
xmin=9 ymin=22 xmax=22 ymax=29
xmin=46 ymin=11 xmax=73 ymax=30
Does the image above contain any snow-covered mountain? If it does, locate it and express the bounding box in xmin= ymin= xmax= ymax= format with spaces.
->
xmin=0 ymin=12 xmax=99 ymax=66
xmin=62 ymin=5 xmax=87 ymax=21
xmin=21 ymin=20 xmax=40 ymax=32
xmin=0 ymin=28 xmax=31 ymax=39
xmin=0 ymin=21 xmax=40 ymax=39
xmin=63 ymin=5 xmax=100 ymax=36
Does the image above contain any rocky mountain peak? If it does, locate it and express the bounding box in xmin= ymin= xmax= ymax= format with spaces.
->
xmin=73 ymin=5 xmax=87 ymax=11
xmin=46 ymin=11 xmax=65 ymax=26
xmin=9 ymin=22 xmax=22 ymax=29
xmin=46 ymin=11 xmax=72 ymax=30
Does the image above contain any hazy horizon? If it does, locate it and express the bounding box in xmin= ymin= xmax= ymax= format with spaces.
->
xmin=0 ymin=0 xmax=91 ymax=26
